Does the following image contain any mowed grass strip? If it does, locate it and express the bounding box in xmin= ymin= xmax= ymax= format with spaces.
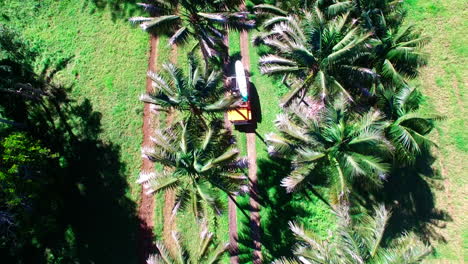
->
xmin=404 ymin=0 xmax=467 ymax=262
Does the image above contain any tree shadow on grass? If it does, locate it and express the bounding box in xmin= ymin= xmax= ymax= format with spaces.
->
xmin=381 ymin=150 xmax=451 ymax=245
xmin=236 ymin=157 xmax=312 ymax=263
xmin=3 ymin=90 xmax=140 ymax=263
xmin=85 ymin=0 xmax=141 ymax=20
xmin=1 ymin=29 xmax=140 ymax=263
xmin=351 ymin=149 xmax=451 ymax=249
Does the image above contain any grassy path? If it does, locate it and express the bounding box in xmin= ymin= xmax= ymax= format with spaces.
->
xmin=404 ymin=0 xmax=467 ymax=262
xmin=239 ymin=27 xmax=263 ymax=263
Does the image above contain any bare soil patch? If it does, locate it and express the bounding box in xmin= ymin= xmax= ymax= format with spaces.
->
xmin=137 ymin=35 xmax=159 ymax=264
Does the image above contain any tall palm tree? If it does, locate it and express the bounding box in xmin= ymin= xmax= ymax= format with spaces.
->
xmin=370 ymin=22 xmax=428 ymax=90
xmin=255 ymin=10 xmax=376 ymax=106
xmin=147 ymin=220 xmax=228 ymax=263
xmin=139 ymin=55 xmax=241 ymax=125
xmin=265 ymin=97 xmax=391 ymax=202
xmin=137 ymin=120 xmax=247 ymax=217
xmin=377 ymin=85 xmax=442 ymax=165
xmin=273 ymin=204 xmax=431 ymax=264
xmin=130 ymin=0 xmax=253 ymax=60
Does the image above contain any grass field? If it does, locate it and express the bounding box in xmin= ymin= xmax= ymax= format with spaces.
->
xmin=1 ymin=1 xmax=148 ymax=262
xmin=404 ymin=0 xmax=467 ymax=262
xmin=1 ymin=0 xmax=466 ymax=262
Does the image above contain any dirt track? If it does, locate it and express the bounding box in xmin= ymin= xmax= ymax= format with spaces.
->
xmin=137 ymin=35 xmax=158 ymax=264
xmin=162 ymin=45 xmax=178 ymax=257
xmin=239 ymin=21 xmax=262 ymax=264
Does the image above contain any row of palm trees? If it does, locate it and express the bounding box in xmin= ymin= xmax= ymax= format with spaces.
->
xmin=131 ymin=0 xmax=437 ymax=263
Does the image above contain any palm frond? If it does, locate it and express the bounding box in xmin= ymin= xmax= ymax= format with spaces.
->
xmin=381 ymin=59 xmax=405 ymax=85
xmin=289 ymin=222 xmax=326 ymax=252
xmin=259 ymin=55 xmax=298 ymax=66
xmin=169 ymin=26 xmax=190 ymax=45
xmin=262 ymin=16 xmax=289 ymax=29
xmin=361 ymin=204 xmax=391 ymax=258
xmin=145 ymin=174 xmax=179 ymax=195
xmin=327 ymin=1 xmax=353 ymax=16
xmin=281 ymin=164 xmax=312 ymax=193
xmin=272 ymin=258 xmax=301 ymax=264
xmin=203 ymin=95 xmax=240 ymax=112
xmin=260 ymin=65 xmax=300 ymax=75
xmin=139 ymin=15 xmax=180 ymax=31
xmin=154 ymin=242 xmax=174 ymax=264
xmin=265 ymin=132 xmax=296 ymax=156
xmin=254 ymin=4 xmax=288 ymax=16
xmin=205 ymin=243 xmax=229 ymax=264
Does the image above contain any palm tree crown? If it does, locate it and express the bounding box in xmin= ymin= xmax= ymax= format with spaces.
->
xmin=255 ymin=10 xmax=375 ymax=106
xmin=377 ymin=85 xmax=442 ymax=165
xmin=370 ymin=23 xmax=428 ymax=89
xmin=266 ymin=97 xmax=391 ymax=202
xmin=147 ymin=220 xmax=228 ymax=264
xmin=130 ymin=0 xmax=253 ymax=59
xmin=140 ymin=55 xmax=241 ymax=123
xmin=138 ymin=120 xmax=247 ymax=216
xmin=273 ymin=204 xmax=431 ymax=264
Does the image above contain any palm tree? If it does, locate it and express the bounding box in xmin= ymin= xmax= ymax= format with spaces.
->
xmin=130 ymin=0 xmax=253 ymax=60
xmin=377 ymin=85 xmax=442 ymax=165
xmin=265 ymin=97 xmax=391 ymax=202
xmin=139 ymin=55 xmax=241 ymax=126
xmin=137 ymin=119 xmax=247 ymax=217
xmin=352 ymin=0 xmax=407 ymax=33
xmin=370 ymin=22 xmax=428 ymax=90
xmin=147 ymin=220 xmax=228 ymax=263
xmin=273 ymin=204 xmax=431 ymax=264
xmin=255 ymin=10 xmax=376 ymax=106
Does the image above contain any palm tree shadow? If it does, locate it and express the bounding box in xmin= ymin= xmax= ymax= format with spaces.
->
xmin=84 ymin=0 xmax=140 ymax=20
xmin=236 ymin=157 xmax=311 ymax=262
xmin=362 ymin=149 xmax=451 ymax=245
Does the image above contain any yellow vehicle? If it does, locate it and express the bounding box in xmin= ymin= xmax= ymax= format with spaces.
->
xmin=227 ymin=60 xmax=252 ymax=125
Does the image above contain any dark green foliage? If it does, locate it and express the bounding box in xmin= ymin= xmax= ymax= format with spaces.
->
xmin=0 ymin=132 xmax=56 ymax=208
xmin=378 ymin=85 xmax=442 ymax=165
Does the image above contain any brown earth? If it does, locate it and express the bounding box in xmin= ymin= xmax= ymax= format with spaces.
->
xmin=137 ymin=34 xmax=159 ymax=264
xmin=162 ymin=45 xmax=179 ymax=257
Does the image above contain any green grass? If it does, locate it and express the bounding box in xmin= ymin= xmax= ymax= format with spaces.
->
xmin=403 ymin=0 xmax=467 ymax=262
xmin=1 ymin=0 xmax=149 ymax=263
xmin=1 ymin=0 xmax=148 ymax=200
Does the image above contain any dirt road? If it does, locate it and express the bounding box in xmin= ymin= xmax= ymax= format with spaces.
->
xmin=137 ymin=34 xmax=158 ymax=264
xmin=240 ymin=23 xmax=262 ymax=264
